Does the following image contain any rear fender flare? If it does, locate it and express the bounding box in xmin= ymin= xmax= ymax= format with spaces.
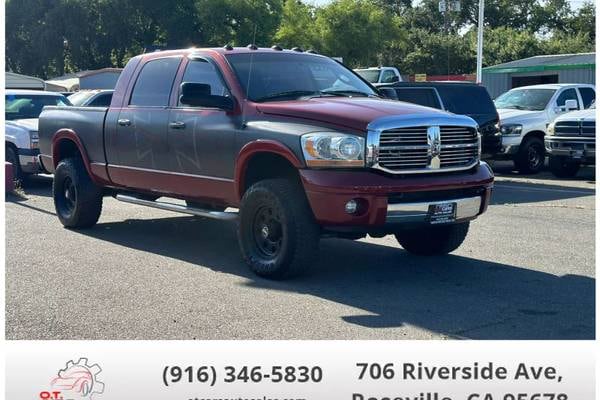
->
xmin=51 ymin=129 xmax=98 ymax=184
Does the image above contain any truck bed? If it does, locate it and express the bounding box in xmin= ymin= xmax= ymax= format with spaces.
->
xmin=38 ymin=106 xmax=109 ymax=173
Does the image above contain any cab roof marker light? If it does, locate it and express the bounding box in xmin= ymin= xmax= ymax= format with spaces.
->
xmin=247 ymin=44 xmax=258 ymax=50
xmin=271 ymin=45 xmax=283 ymax=51
xmin=223 ymin=44 xmax=233 ymax=51
xmin=291 ymin=47 xmax=304 ymax=52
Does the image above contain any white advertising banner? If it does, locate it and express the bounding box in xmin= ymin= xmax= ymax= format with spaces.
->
xmin=5 ymin=341 xmax=595 ymax=400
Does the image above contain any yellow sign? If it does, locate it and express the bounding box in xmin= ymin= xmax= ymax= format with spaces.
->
xmin=415 ymin=74 xmax=427 ymax=82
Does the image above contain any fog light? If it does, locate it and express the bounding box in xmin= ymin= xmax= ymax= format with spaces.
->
xmin=345 ymin=199 xmax=358 ymax=214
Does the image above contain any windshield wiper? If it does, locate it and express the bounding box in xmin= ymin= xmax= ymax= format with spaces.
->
xmin=320 ymin=89 xmax=379 ymax=98
xmin=254 ymin=90 xmax=320 ymax=102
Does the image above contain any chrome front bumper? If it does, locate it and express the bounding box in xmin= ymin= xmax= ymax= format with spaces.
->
xmin=386 ymin=196 xmax=482 ymax=224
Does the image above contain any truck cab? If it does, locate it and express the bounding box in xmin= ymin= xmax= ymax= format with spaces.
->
xmin=494 ymin=83 xmax=595 ymax=174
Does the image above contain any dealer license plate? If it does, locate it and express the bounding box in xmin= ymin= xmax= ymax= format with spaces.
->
xmin=428 ymin=202 xmax=457 ymax=224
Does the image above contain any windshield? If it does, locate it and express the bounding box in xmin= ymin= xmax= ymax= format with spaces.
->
xmin=355 ymin=69 xmax=381 ymax=83
xmin=494 ymin=88 xmax=555 ymax=111
xmin=5 ymin=94 xmax=71 ymax=120
xmin=68 ymin=91 xmax=97 ymax=106
xmin=226 ymin=53 xmax=377 ymax=102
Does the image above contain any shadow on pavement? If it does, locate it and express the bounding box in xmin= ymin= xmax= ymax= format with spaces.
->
xmin=76 ymin=215 xmax=595 ymax=340
xmin=489 ymin=160 xmax=596 ymax=182
xmin=491 ymin=180 xmax=595 ymax=205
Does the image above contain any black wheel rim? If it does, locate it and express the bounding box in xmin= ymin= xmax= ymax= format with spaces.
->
xmin=528 ymin=145 xmax=542 ymax=169
xmin=58 ymin=176 xmax=77 ymax=216
xmin=252 ymin=205 xmax=283 ymax=259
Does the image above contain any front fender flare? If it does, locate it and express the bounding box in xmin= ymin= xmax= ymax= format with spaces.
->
xmin=234 ymin=140 xmax=304 ymax=201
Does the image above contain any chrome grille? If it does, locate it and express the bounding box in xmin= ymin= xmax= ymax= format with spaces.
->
xmin=555 ymin=120 xmax=596 ymax=137
xmin=582 ymin=121 xmax=595 ymax=137
xmin=376 ymin=125 xmax=479 ymax=173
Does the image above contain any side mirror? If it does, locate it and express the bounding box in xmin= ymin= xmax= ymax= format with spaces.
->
xmin=180 ymin=82 xmax=234 ymax=110
xmin=564 ymin=99 xmax=578 ymax=112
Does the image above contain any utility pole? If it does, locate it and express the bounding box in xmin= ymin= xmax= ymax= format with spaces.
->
xmin=476 ymin=0 xmax=485 ymax=83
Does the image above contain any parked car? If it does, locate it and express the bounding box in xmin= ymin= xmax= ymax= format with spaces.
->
xmin=377 ymin=82 xmax=501 ymax=157
xmin=494 ymin=83 xmax=595 ymax=174
xmin=39 ymin=47 xmax=493 ymax=279
xmin=68 ymin=89 xmax=114 ymax=107
xmin=354 ymin=67 xmax=402 ymax=84
xmin=545 ymin=102 xmax=595 ymax=177
xmin=5 ymin=89 xmax=71 ymax=180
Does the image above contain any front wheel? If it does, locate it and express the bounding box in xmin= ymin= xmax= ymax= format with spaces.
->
xmin=514 ymin=137 xmax=545 ymax=174
xmin=549 ymin=155 xmax=580 ymax=178
xmin=53 ymin=157 xmax=103 ymax=228
xmin=238 ymin=179 xmax=319 ymax=279
xmin=5 ymin=145 xmax=22 ymax=182
xmin=395 ymin=222 xmax=470 ymax=256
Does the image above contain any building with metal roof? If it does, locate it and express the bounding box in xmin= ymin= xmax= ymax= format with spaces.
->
xmin=5 ymin=72 xmax=46 ymax=90
xmin=45 ymin=68 xmax=123 ymax=92
xmin=482 ymin=53 xmax=595 ymax=98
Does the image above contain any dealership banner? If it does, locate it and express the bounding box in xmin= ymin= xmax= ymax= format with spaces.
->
xmin=5 ymin=341 xmax=595 ymax=399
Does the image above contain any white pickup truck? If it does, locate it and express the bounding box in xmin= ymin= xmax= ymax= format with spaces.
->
xmin=5 ymin=90 xmax=71 ymax=180
xmin=354 ymin=67 xmax=402 ymax=85
xmin=545 ymin=104 xmax=596 ymax=177
xmin=494 ymin=83 xmax=595 ymax=174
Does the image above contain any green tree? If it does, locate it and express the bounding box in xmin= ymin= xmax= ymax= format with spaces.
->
xmin=314 ymin=0 xmax=404 ymax=67
xmin=274 ymin=0 xmax=318 ymax=49
xmin=466 ymin=27 xmax=542 ymax=68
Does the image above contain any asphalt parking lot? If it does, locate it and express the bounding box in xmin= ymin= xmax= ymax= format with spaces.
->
xmin=5 ymin=161 xmax=595 ymax=340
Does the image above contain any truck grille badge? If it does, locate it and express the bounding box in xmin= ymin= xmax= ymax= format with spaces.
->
xmin=427 ymin=126 xmax=441 ymax=169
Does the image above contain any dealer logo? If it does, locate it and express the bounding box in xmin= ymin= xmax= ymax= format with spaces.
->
xmin=40 ymin=358 xmax=105 ymax=400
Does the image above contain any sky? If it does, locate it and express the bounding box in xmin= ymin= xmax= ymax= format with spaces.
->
xmin=307 ymin=0 xmax=590 ymax=10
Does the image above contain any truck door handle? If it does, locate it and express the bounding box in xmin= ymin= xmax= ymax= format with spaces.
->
xmin=117 ymin=119 xmax=131 ymax=126
xmin=169 ymin=121 xmax=186 ymax=129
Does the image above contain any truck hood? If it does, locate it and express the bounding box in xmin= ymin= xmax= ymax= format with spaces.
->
xmin=5 ymin=118 xmax=39 ymax=132
xmin=497 ymin=108 xmax=545 ymax=124
xmin=256 ymin=97 xmax=449 ymax=131
xmin=554 ymin=108 xmax=596 ymax=122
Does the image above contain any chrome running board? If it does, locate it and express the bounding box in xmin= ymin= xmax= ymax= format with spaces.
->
xmin=115 ymin=194 xmax=238 ymax=221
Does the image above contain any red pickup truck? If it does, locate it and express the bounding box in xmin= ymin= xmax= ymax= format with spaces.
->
xmin=39 ymin=47 xmax=493 ymax=279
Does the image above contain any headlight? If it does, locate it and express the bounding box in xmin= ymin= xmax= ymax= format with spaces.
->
xmin=499 ymin=124 xmax=522 ymax=135
xmin=547 ymin=122 xmax=555 ymax=136
xmin=301 ymin=132 xmax=365 ymax=167
xmin=29 ymin=130 xmax=39 ymax=149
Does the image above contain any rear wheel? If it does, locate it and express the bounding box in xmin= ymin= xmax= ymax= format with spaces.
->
xmin=395 ymin=222 xmax=470 ymax=256
xmin=549 ymin=155 xmax=580 ymax=178
xmin=53 ymin=157 xmax=103 ymax=228
xmin=514 ymin=137 xmax=545 ymax=174
xmin=238 ymin=179 xmax=319 ymax=279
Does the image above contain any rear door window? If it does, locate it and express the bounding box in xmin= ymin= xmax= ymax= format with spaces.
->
xmin=579 ymin=87 xmax=595 ymax=108
xmin=130 ymin=57 xmax=181 ymax=107
xmin=436 ymin=85 xmax=496 ymax=115
xmin=394 ymin=88 xmax=442 ymax=109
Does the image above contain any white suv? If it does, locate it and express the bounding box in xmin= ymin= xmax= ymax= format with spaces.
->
xmin=494 ymin=84 xmax=595 ymax=174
